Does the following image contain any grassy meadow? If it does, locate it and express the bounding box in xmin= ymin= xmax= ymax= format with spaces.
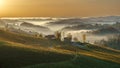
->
xmin=0 ymin=29 xmax=120 ymax=68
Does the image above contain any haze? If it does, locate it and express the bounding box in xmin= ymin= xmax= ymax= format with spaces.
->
xmin=0 ymin=0 xmax=120 ymax=17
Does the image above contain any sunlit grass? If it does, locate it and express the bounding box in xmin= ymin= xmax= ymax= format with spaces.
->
xmin=0 ymin=29 xmax=120 ymax=68
xmin=0 ymin=41 xmax=73 ymax=68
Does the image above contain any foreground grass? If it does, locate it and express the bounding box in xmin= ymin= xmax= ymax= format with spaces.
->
xmin=0 ymin=41 xmax=120 ymax=68
xmin=23 ymin=55 xmax=120 ymax=68
xmin=0 ymin=41 xmax=73 ymax=68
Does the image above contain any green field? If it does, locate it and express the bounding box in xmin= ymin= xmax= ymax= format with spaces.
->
xmin=0 ymin=29 xmax=120 ymax=68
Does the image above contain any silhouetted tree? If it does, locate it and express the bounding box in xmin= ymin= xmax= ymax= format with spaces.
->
xmin=54 ymin=31 xmax=61 ymax=40
xmin=82 ymin=34 xmax=86 ymax=43
xmin=73 ymin=37 xmax=79 ymax=42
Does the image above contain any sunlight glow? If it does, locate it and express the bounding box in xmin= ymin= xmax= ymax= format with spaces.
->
xmin=0 ymin=0 xmax=4 ymax=7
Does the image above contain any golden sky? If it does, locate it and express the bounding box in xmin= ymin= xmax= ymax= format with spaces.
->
xmin=0 ymin=0 xmax=120 ymax=17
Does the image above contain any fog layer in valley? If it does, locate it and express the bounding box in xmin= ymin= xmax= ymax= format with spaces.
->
xmin=0 ymin=16 xmax=120 ymax=44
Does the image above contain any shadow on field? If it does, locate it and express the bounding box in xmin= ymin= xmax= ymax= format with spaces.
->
xmin=0 ymin=63 xmax=2 ymax=68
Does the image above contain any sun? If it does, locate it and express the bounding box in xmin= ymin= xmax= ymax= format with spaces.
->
xmin=0 ymin=0 xmax=6 ymax=9
xmin=0 ymin=0 xmax=4 ymax=6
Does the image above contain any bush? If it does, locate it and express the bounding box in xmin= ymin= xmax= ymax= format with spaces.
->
xmin=99 ymin=34 xmax=120 ymax=50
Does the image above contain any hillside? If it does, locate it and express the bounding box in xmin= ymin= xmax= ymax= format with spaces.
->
xmin=0 ymin=29 xmax=120 ymax=68
xmin=92 ymin=27 xmax=120 ymax=35
xmin=0 ymin=29 xmax=64 ymax=47
xmin=20 ymin=22 xmax=49 ymax=29
xmin=47 ymin=18 xmax=84 ymax=25
xmin=0 ymin=41 xmax=73 ymax=68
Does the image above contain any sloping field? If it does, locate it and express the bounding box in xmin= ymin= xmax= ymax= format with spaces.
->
xmin=0 ymin=29 xmax=120 ymax=68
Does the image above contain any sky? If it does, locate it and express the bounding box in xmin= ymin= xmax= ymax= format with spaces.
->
xmin=0 ymin=0 xmax=120 ymax=17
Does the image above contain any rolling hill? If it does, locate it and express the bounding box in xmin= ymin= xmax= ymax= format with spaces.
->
xmin=0 ymin=29 xmax=120 ymax=68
